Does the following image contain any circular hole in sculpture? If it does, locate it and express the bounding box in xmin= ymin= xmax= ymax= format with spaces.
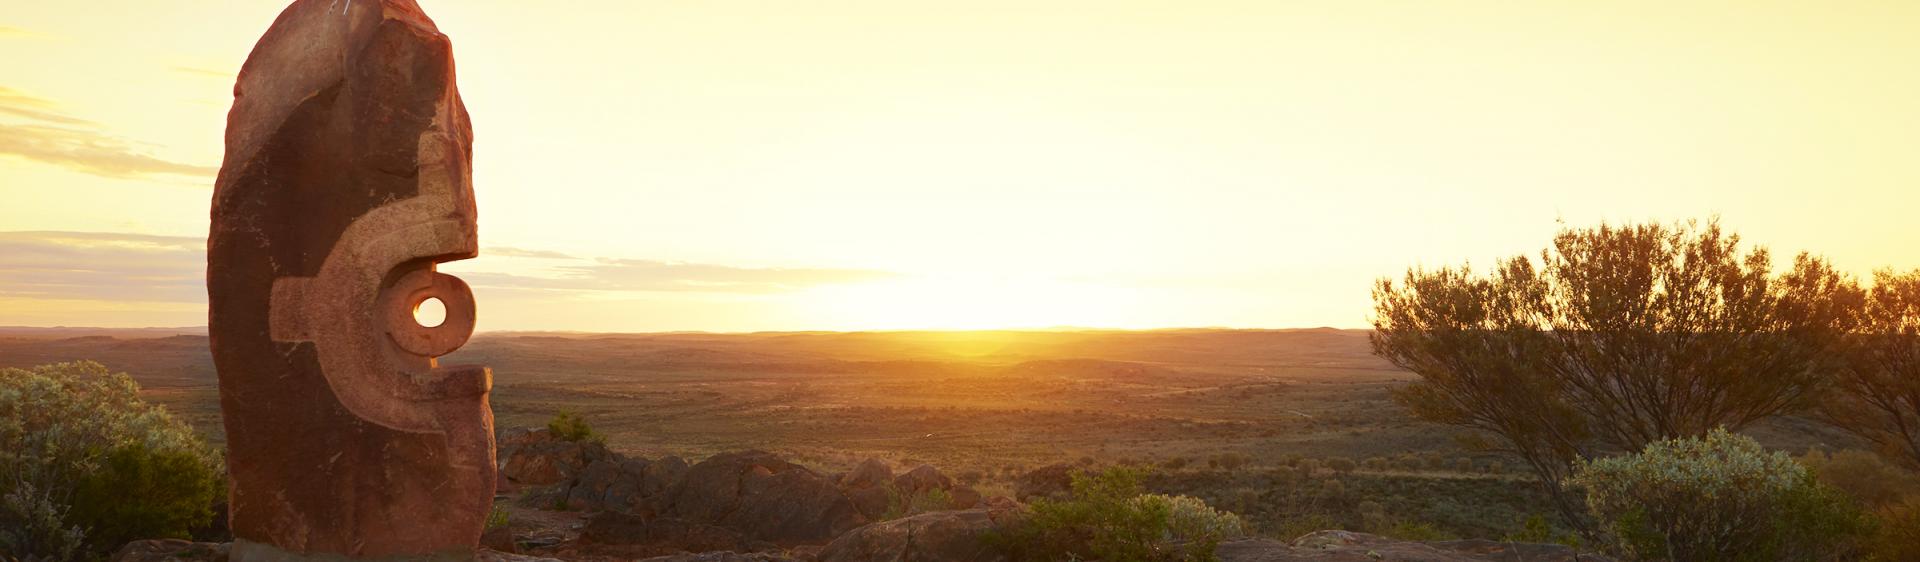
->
xmin=414 ymin=297 xmax=447 ymax=328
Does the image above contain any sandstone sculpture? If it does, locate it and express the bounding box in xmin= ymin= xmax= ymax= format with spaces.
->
xmin=207 ymin=0 xmax=492 ymax=558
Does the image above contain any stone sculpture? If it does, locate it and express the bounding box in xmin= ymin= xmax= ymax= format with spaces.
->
xmin=207 ymin=0 xmax=493 ymax=558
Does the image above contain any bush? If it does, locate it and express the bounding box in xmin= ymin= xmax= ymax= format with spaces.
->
xmin=1798 ymin=449 xmax=1920 ymax=510
xmin=1452 ymin=458 xmax=1474 ymax=473
xmin=547 ymin=409 xmax=603 ymax=443
xmin=1326 ymin=457 xmax=1357 ymax=474
xmin=987 ymin=467 xmax=1245 ymax=562
xmin=1569 ymin=429 xmax=1867 ymax=561
xmin=884 ymin=486 xmax=954 ymax=520
xmin=1162 ymin=456 xmax=1191 ymax=470
xmin=0 ymin=361 xmax=222 ymax=560
xmin=1363 ymin=457 xmax=1388 ymax=471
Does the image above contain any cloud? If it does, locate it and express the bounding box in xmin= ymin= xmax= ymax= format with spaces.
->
xmin=0 ymin=26 xmax=30 ymax=37
xmin=484 ymin=246 xmax=578 ymax=260
xmin=0 ymin=232 xmax=893 ymax=309
xmin=461 ymin=258 xmax=900 ymax=294
xmin=0 ymin=231 xmax=206 ymax=303
xmin=0 ymin=87 xmax=216 ymax=179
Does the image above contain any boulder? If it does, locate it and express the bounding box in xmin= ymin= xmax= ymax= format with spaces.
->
xmin=656 ymin=451 xmax=867 ymax=545
xmin=1013 ymin=463 xmax=1075 ymax=502
xmin=112 ymin=540 xmax=229 ymax=562
xmin=567 ymin=459 xmax=624 ymax=510
xmin=845 ymin=486 xmax=893 ymax=521
xmin=580 ymin=512 xmax=756 ymax=553
xmin=817 ymin=509 xmax=1014 ymax=562
xmin=505 ymin=439 xmax=613 ymax=486
xmin=893 ymin=465 xmax=953 ymax=494
xmin=949 ymin=486 xmax=983 ymax=509
xmin=643 ymin=455 xmax=690 ymax=497
xmin=839 ymin=458 xmax=893 ymax=489
xmin=636 ymin=553 xmax=799 ymax=562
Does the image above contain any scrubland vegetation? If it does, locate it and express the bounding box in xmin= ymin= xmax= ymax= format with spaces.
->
xmin=4 ymin=218 xmax=1920 ymax=561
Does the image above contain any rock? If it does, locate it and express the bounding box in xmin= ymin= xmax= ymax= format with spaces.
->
xmin=817 ymin=509 xmax=1011 ymax=562
xmin=497 ymin=427 xmax=554 ymax=462
xmin=893 ymin=465 xmax=953 ymax=494
xmin=567 ymin=459 xmax=624 ymax=510
xmin=506 ymin=440 xmax=613 ymax=486
xmin=839 ymin=458 xmax=893 ymax=489
xmin=656 ymin=451 xmax=867 ymax=544
xmin=478 ymin=549 xmax=564 ymax=562
xmin=845 ymin=486 xmax=893 ymax=521
xmin=112 ymin=540 xmax=229 ymax=562
xmin=948 ymin=486 xmax=982 ymax=509
xmin=636 ymin=553 xmax=799 ymax=562
xmin=580 ymin=512 xmax=755 ymax=553
xmin=1214 ymin=533 xmax=1614 ymax=562
xmin=480 ymin=526 xmax=518 ymax=554
xmin=207 ymin=0 xmax=493 ymax=556
xmin=1013 ymin=463 xmax=1075 ymax=502
xmin=644 ymin=455 xmax=690 ymax=497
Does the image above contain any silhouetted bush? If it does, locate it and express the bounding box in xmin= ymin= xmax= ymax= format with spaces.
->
xmin=0 ymin=361 xmax=223 ymax=560
xmin=1570 ymin=429 xmax=1866 ymax=561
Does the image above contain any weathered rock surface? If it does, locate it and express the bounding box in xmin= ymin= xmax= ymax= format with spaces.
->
xmin=208 ymin=0 xmax=491 ymax=558
xmin=113 ymin=540 xmax=230 ymax=562
xmin=654 ymin=451 xmax=869 ymax=545
xmin=1013 ymin=463 xmax=1075 ymax=501
xmin=1217 ymin=532 xmax=1612 ymax=562
xmin=817 ymin=508 xmax=1019 ymax=562
xmin=580 ymin=512 xmax=761 ymax=553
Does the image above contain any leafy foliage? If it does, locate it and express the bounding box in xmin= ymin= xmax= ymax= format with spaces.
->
xmin=1372 ymin=219 xmax=1862 ymax=529
xmin=0 ymin=361 xmax=222 ymax=560
xmin=1569 ymin=429 xmax=1867 ymax=561
xmin=547 ymin=409 xmax=603 ymax=443
xmin=988 ymin=467 xmax=1245 ymax=562
xmin=1823 ymin=269 xmax=1920 ymax=470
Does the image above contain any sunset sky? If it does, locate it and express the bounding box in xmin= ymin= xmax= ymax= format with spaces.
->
xmin=2 ymin=0 xmax=1917 ymax=332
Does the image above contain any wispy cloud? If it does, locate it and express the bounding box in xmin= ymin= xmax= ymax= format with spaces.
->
xmin=485 ymin=246 xmax=578 ymax=260
xmin=0 ymin=87 xmax=216 ymax=179
xmin=0 ymin=232 xmax=895 ymax=307
xmin=460 ymin=258 xmax=898 ymax=294
xmin=0 ymin=26 xmax=31 ymax=37
xmin=0 ymin=231 xmax=205 ymax=303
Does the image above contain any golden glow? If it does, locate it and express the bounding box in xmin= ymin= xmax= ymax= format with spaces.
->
xmin=2 ymin=1 xmax=1919 ymax=331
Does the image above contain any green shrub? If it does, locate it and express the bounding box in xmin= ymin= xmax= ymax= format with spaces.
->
xmin=547 ymin=409 xmax=603 ymax=443
xmin=1377 ymin=520 xmax=1452 ymax=541
xmin=1569 ymin=428 xmax=1867 ymax=561
xmin=68 ymin=443 xmax=221 ymax=552
xmin=485 ymin=504 xmax=511 ymax=530
xmin=986 ymin=467 xmax=1244 ymax=562
xmin=0 ymin=361 xmax=222 ymax=560
xmin=1503 ymin=513 xmax=1581 ymax=547
xmin=1798 ymin=449 xmax=1920 ymax=510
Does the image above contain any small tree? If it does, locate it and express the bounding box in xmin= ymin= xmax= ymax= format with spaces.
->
xmin=1823 ymin=269 xmax=1920 ymax=470
xmin=1372 ymin=219 xmax=1861 ymax=530
xmin=1569 ymin=429 xmax=1865 ymax=561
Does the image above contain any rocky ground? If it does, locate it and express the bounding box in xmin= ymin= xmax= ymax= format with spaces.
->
xmin=114 ymin=427 xmax=1612 ymax=562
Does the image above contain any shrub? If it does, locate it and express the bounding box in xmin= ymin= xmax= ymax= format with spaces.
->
xmin=0 ymin=361 xmax=222 ymax=560
xmin=986 ymin=467 xmax=1244 ymax=562
xmin=1295 ymin=458 xmax=1321 ymax=476
xmin=1797 ymin=449 xmax=1920 ymax=510
xmin=1162 ymin=456 xmax=1191 ymax=470
xmin=1326 ymin=457 xmax=1356 ymax=474
xmin=485 ymin=504 xmax=510 ymax=530
xmin=1362 ymin=457 xmax=1388 ymax=471
xmin=1569 ymin=429 xmax=1867 ymax=561
xmin=68 ymin=443 xmax=221 ymax=553
xmin=1209 ymin=452 xmax=1250 ymax=472
xmin=1452 ymin=458 xmax=1474 ymax=473
xmin=547 ymin=409 xmax=603 ymax=443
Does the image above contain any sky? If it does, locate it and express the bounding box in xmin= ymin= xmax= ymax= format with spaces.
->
xmin=1 ymin=0 xmax=1917 ymax=332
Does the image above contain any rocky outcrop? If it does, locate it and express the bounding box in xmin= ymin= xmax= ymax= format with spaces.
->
xmin=580 ymin=512 xmax=764 ymax=553
xmin=504 ymin=438 xmax=616 ymax=487
xmin=1217 ymin=531 xmax=1613 ymax=562
xmin=817 ymin=507 xmax=1021 ymax=562
xmin=1013 ymin=463 xmax=1074 ymax=502
xmin=838 ymin=458 xmax=895 ymax=520
xmin=653 ymin=451 xmax=868 ymax=545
